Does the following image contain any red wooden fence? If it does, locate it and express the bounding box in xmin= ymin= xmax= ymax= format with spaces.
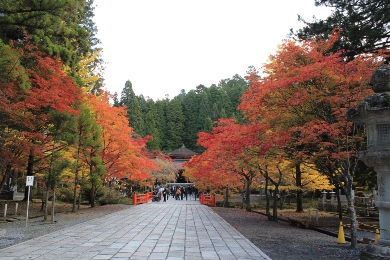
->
xmin=199 ymin=193 xmax=216 ymax=207
xmin=133 ymin=191 xmax=154 ymax=205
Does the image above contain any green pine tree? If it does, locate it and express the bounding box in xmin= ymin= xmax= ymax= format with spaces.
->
xmin=162 ymin=97 xmax=184 ymax=151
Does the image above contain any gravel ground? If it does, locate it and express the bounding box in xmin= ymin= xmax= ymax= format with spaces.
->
xmin=0 ymin=203 xmax=370 ymax=259
xmin=212 ymin=207 xmax=367 ymax=260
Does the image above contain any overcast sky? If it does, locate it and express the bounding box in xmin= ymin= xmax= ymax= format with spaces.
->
xmin=93 ymin=0 xmax=333 ymax=101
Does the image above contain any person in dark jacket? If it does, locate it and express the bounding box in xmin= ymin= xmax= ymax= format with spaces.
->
xmin=193 ymin=185 xmax=198 ymax=201
xmin=180 ymin=186 xmax=184 ymax=200
xmin=184 ymin=187 xmax=188 ymax=200
xmin=163 ymin=187 xmax=167 ymax=202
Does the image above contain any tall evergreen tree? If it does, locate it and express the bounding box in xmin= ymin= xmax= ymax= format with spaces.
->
xmin=293 ymin=0 xmax=390 ymax=60
xmin=72 ymin=103 xmax=103 ymax=211
xmin=202 ymin=116 xmax=213 ymax=133
xmin=163 ymin=97 xmax=184 ymax=151
xmin=197 ymin=90 xmax=211 ymax=128
xmin=142 ymin=98 xmax=161 ymax=150
xmin=144 ymin=110 xmax=160 ymax=150
xmin=208 ymin=84 xmax=233 ymax=121
xmin=120 ymin=80 xmax=136 ymax=105
xmin=112 ymin=92 xmax=120 ymax=107
xmin=219 ymin=108 xmax=227 ymax=119
xmin=120 ymin=80 xmax=145 ymax=135
xmin=211 ymin=103 xmax=221 ymax=122
xmin=154 ymin=100 xmax=167 ymax=149
xmin=128 ymin=97 xmax=145 ymax=136
xmin=219 ymin=74 xmax=249 ymax=122
xmin=0 ymin=0 xmax=99 ymax=69
xmin=43 ymin=110 xmax=77 ymax=221
xmin=181 ymin=90 xmax=202 ymax=151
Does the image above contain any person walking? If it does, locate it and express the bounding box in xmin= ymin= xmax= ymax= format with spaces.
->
xmin=158 ymin=186 xmax=164 ymax=201
xmin=188 ymin=185 xmax=193 ymax=199
xmin=193 ymin=185 xmax=198 ymax=201
xmin=184 ymin=186 xmax=188 ymax=200
xmin=180 ymin=186 xmax=184 ymax=200
xmin=175 ymin=188 xmax=181 ymax=200
xmin=163 ymin=187 xmax=167 ymax=202
xmin=165 ymin=187 xmax=169 ymax=201
xmin=171 ymin=186 xmax=176 ymax=199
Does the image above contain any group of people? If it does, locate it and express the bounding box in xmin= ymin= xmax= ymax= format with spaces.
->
xmin=152 ymin=185 xmax=199 ymax=202
xmin=170 ymin=185 xmax=199 ymax=201
xmin=152 ymin=185 xmax=170 ymax=202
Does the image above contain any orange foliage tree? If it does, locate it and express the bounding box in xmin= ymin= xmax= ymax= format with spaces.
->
xmin=85 ymin=92 xmax=156 ymax=206
xmin=239 ymin=31 xmax=385 ymax=246
xmin=1 ymin=42 xmax=83 ymax=201
xmin=0 ymin=38 xmax=156 ymax=210
xmin=186 ymin=118 xmax=287 ymax=211
xmin=145 ymin=150 xmax=176 ymax=185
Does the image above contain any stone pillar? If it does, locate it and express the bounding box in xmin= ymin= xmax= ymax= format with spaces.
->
xmin=375 ymin=165 xmax=390 ymax=244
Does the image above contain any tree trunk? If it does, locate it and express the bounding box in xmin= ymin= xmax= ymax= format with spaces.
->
xmin=272 ymin=188 xmax=279 ymax=221
xmin=335 ymin=187 xmax=343 ymax=219
xmin=295 ymin=164 xmax=303 ymax=212
xmin=264 ymin=172 xmax=271 ymax=220
xmin=223 ymin=185 xmax=230 ymax=208
xmin=349 ymin=205 xmax=358 ymax=248
xmin=0 ymin=165 xmax=12 ymax=191
xmin=271 ymin=166 xmax=283 ymax=222
xmin=0 ymin=170 xmax=6 ymax=189
xmin=245 ymin=178 xmax=252 ymax=212
xmin=240 ymin=182 xmax=245 ymax=209
xmin=72 ymin=177 xmax=78 ymax=212
xmin=40 ymin=191 xmax=45 ymax=211
xmin=23 ymin=150 xmax=35 ymax=201
xmin=44 ymin=186 xmax=49 ymax=221
xmin=345 ymin=176 xmax=358 ymax=248
xmin=78 ymin=186 xmax=82 ymax=210
xmin=279 ymin=192 xmax=284 ymax=210
xmin=90 ymin=183 xmax=96 ymax=208
xmin=51 ymin=189 xmax=55 ymax=224
xmin=72 ymin=137 xmax=82 ymax=212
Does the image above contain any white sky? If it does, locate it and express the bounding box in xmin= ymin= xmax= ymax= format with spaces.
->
xmin=93 ymin=0 xmax=333 ymax=101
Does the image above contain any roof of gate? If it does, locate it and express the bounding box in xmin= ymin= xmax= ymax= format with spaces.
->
xmin=168 ymin=144 xmax=198 ymax=158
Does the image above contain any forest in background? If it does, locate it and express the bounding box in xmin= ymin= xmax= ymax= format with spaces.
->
xmin=113 ymin=74 xmax=250 ymax=153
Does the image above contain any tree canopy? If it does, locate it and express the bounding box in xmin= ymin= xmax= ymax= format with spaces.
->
xmin=0 ymin=0 xmax=99 ymax=68
xmin=293 ymin=0 xmax=390 ymax=60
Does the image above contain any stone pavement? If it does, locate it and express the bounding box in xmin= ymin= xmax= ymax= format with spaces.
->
xmin=0 ymin=197 xmax=271 ymax=260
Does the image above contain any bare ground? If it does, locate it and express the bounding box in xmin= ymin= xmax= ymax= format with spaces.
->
xmin=212 ymin=207 xmax=370 ymax=260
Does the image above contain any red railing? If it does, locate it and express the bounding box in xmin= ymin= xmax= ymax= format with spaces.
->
xmin=133 ymin=191 xmax=154 ymax=205
xmin=199 ymin=193 xmax=216 ymax=207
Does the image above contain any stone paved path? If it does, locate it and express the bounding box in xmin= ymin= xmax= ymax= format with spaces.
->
xmin=0 ymin=198 xmax=271 ymax=259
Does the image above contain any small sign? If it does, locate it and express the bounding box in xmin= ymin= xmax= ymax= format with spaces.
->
xmin=26 ymin=176 xmax=34 ymax=186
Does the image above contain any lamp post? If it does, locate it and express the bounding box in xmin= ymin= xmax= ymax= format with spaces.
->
xmin=321 ymin=190 xmax=327 ymax=211
xmin=349 ymin=64 xmax=390 ymax=258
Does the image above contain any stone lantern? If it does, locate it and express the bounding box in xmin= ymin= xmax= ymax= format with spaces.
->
xmin=349 ymin=64 xmax=390 ymax=257
xmin=319 ymin=190 xmax=327 ymax=210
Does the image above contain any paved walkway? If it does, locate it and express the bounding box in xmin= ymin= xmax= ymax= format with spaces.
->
xmin=0 ymin=197 xmax=271 ymax=260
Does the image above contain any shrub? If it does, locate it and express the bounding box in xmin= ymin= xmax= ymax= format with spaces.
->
xmin=56 ymin=186 xmax=74 ymax=203
xmin=98 ymin=187 xmax=132 ymax=205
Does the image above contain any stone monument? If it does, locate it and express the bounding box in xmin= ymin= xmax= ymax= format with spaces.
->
xmin=349 ymin=64 xmax=390 ymax=259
